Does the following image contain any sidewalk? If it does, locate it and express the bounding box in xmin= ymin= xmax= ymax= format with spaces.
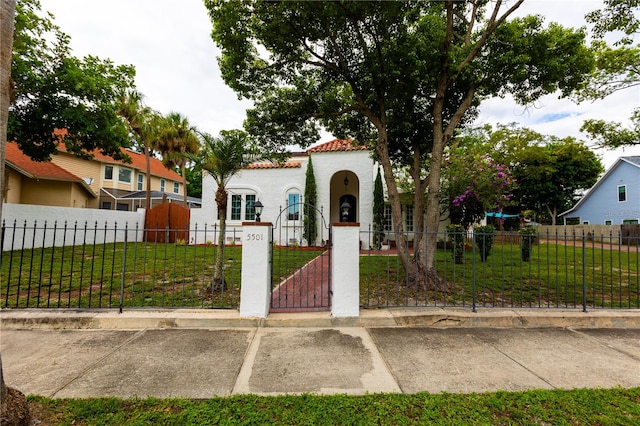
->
xmin=1 ymin=308 xmax=639 ymax=398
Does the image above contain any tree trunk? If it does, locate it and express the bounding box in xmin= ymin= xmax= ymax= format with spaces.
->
xmin=1 ymin=0 xmax=16 ymax=219
xmin=213 ymin=186 xmax=227 ymax=291
xmin=547 ymin=204 xmax=557 ymax=226
xmin=1 ymin=3 xmax=30 ymax=423
xmin=0 ymin=354 xmax=6 ymax=415
xmin=182 ymin=162 xmax=188 ymax=207
xmin=145 ymin=142 xmax=152 ymax=209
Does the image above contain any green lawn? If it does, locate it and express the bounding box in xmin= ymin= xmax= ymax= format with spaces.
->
xmin=3 ymin=240 xmax=638 ymax=310
xmin=360 ymin=241 xmax=639 ymax=309
xmin=1 ymin=243 xmax=323 ymax=309
xmin=27 ymin=387 xmax=640 ymax=425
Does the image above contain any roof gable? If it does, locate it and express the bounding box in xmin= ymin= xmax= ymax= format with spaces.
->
xmin=5 ymin=142 xmax=96 ymax=197
xmin=620 ymin=156 xmax=640 ymax=168
xmin=559 ymin=156 xmax=640 ymax=217
xmin=6 ymin=141 xmax=83 ymax=182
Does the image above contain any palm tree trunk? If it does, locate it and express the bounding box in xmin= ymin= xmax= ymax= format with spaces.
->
xmin=182 ymin=162 xmax=188 ymax=207
xmin=145 ymin=142 xmax=151 ymax=209
xmin=213 ymin=187 xmax=227 ymax=291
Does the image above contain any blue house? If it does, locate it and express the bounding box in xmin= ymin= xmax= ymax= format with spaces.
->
xmin=560 ymin=156 xmax=640 ymax=225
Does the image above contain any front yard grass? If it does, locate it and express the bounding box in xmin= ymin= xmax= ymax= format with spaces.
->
xmin=3 ymin=239 xmax=638 ymax=309
xmin=1 ymin=244 xmax=323 ymax=309
xmin=360 ymin=241 xmax=639 ymax=309
xmin=27 ymin=387 xmax=640 ymax=425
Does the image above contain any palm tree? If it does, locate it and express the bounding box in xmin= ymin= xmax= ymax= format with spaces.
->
xmin=191 ymin=130 xmax=253 ymax=291
xmin=117 ymin=90 xmax=160 ymax=209
xmin=156 ymin=112 xmax=200 ymax=206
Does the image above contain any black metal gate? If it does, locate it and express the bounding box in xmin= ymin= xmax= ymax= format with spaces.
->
xmin=270 ymin=203 xmax=331 ymax=312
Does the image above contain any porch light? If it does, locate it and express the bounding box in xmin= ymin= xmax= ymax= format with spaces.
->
xmin=344 ymin=173 xmax=349 ymax=187
xmin=254 ymin=200 xmax=264 ymax=222
xmin=340 ymin=200 xmax=351 ymax=222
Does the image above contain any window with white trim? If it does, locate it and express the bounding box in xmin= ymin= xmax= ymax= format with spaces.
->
xmin=118 ymin=167 xmax=131 ymax=183
xmin=160 ymin=179 xmax=166 ymax=192
xmin=288 ymin=193 xmax=300 ymax=220
xmin=383 ymin=204 xmax=392 ymax=231
xmin=173 ymin=182 xmax=180 ymax=194
xmin=104 ymin=165 xmax=113 ymax=180
xmin=137 ymin=174 xmax=143 ymax=191
xmin=245 ymin=194 xmax=256 ymax=220
xmin=404 ymin=205 xmax=414 ymax=232
xmin=230 ymin=194 xmax=242 ymax=220
xmin=618 ymin=185 xmax=627 ymax=202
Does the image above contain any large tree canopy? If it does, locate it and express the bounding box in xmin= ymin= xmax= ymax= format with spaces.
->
xmin=487 ymin=124 xmax=604 ymax=225
xmin=205 ymin=0 xmax=594 ymax=286
xmin=8 ymin=0 xmax=136 ymax=162
xmin=579 ymin=0 xmax=639 ymax=148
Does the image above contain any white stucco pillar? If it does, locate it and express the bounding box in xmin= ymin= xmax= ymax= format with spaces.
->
xmin=331 ymin=222 xmax=360 ymax=317
xmin=240 ymin=222 xmax=272 ymax=318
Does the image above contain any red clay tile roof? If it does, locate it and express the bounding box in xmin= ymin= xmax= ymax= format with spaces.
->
xmin=307 ymin=139 xmax=368 ymax=153
xmin=6 ymin=141 xmax=85 ymax=182
xmin=246 ymin=161 xmax=302 ymax=169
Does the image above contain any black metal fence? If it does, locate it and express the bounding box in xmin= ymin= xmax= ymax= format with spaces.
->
xmin=359 ymin=227 xmax=640 ymax=311
xmin=3 ymin=220 xmax=639 ymax=312
xmin=1 ymin=220 xmax=241 ymax=310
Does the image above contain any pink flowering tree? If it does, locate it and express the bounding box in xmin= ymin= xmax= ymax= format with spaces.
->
xmin=442 ymin=142 xmax=515 ymax=230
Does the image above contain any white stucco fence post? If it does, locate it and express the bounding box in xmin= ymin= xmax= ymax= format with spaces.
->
xmin=331 ymin=222 xmax=360 ymax=317
xmin=239 ymin=222 xmax=273 ymax=318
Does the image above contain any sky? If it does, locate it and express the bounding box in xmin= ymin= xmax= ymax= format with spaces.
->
xmin=38 ymin=0 xmax=639 ymax=170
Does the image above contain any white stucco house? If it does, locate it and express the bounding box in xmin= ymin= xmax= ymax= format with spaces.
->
xmin=191 ymin=139 xmax=387 ymax=248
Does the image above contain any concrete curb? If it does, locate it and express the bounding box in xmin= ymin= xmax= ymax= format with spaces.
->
xmin=2 ymin=308 xmax=639 ymax=330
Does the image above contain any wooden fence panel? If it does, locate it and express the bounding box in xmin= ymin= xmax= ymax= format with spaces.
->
xmin=144 ymin=203 xmax=190 ymax=243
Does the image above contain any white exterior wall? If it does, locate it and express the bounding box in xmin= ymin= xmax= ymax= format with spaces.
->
xmin=2 ymin=203 xmax=145 ymax=251
xmin=191 ymin=151 xmax=377 ymax=247
xmin=312 ymin=150 xmax=375 ymax=248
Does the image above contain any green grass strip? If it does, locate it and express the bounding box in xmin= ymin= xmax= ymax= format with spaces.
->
xmin=28 ymin=387 xmax=640 ymax=425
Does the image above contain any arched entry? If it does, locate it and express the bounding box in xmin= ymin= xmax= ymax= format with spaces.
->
xmin=330 ymin=170 xmax=359 ymax=223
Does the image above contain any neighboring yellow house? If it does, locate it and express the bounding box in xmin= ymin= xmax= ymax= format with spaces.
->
xmin=4 ymin=140 xmax=196 ymax=210
xmin=4 ymin=141 xmax=97 ymax=208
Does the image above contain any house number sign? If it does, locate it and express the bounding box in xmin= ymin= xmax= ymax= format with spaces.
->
xmin=246 ymin=233 xmax=265 ymax=241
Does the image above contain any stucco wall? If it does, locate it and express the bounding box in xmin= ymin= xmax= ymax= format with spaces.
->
xmin=193 ymin=150 xmax=377 ymax=247
xmin=4 ymin=169 xmax=22 ymax=204
xmin=2 ymin=203 xmax=145 ymax=251
xmin=20 ymin=179 xmax=73 ymax=207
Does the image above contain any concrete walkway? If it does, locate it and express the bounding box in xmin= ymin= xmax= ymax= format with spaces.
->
xmin=1 ymin=308 xmax=639 ymax=398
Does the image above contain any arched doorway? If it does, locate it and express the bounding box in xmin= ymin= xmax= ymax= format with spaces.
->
xmin=330 ymin=171 xmax=359 ymax=223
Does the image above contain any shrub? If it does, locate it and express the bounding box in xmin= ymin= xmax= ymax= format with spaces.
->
xmin=474 ymin=225 xmax=495 ymax=262
xmin=446 ymin=224 xmax=465 ymax=264
xmin=520 ymin=226 xmax=537 ymax=262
